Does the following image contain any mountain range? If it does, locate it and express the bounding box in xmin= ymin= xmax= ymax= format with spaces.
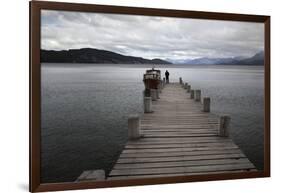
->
xmin=41 ymin=48 xmax=171 ymax=64
xmin=167 ymin=51 xmax=264 ymax=65
xmin=41 ymin=48 xmax=264 ymax=66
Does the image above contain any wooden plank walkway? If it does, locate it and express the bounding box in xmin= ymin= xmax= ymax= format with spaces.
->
xmin=107 ymin=83 xmax=256 ymax=180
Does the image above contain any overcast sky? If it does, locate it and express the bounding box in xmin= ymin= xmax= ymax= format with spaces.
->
xmin=41 ymin=10 xmax=264 ymax=60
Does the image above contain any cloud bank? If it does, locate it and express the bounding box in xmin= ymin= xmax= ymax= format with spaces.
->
xmin=41 ymin=10 xmax=264 ymax=60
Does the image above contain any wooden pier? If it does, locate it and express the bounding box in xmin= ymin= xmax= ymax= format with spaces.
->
xmin=77 ymin=80 xmax=256 ymax=182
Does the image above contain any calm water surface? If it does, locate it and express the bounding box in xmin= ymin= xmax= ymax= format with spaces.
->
xmin=41 ymin=64 xmax=264 ymax=183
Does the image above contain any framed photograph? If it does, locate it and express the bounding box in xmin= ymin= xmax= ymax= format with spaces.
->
xmin=30 ymin=1 xmax=270 ymax=192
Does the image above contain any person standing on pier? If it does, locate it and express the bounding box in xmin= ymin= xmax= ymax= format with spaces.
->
xmin=165 ymin=70 xmax=170 ymax=83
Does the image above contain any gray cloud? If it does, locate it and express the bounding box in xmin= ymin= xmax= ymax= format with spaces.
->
xmin=41 ymin=10 xmax=264 ymax=60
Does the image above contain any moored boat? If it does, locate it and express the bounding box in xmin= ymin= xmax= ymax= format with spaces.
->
xmin=143 ymin=68 xmax=161 ymax=89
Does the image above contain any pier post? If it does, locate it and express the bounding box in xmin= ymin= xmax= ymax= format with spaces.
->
xmin=158 ymin=83 xmax=162 ymax=93
xmin=187 ymin=85 xmax=191 ymax=93
xmin=190 ymin=90 xmax=195 ymax=99
xmin=143 ymin=89 xmax=150 ymax=98
xmin=144 ymin=97 xmax=152 ymax=113
xmin=150 ymin=89 xmax=157 ymax=101
xmin=203 ymin=97 xmax=211 ymax=112
xmin=195 ymin=90 xmax=201 ymax=102
xmin=128 ymin=115 xmax=141 ymax=140
xmin=184 ymin=83 xmax=188 ymax=89
xmin=163 ymin=77 xmax=166 ymax=84
xmin=218 ymin=115 xmax=231 ymax=137
xmin=179 ymin=77 xmax=183 ymax=84
xmin=156 ymin=89 xmax=160 ymax=99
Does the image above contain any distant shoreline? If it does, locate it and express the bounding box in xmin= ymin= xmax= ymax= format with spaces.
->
xmin=41 ymin=48 xmax=264 ymax=66
xmin=41 ymin=63 xmax=264 ymax=69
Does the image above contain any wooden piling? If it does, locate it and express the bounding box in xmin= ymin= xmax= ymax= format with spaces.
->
xmin=143 ymin=89 xmax=150 ymax=103
xmin=158 ymin=83 xmax=162 ymax=93
xmin=150 ymin=89 xmax=157 ymax=101
xmin=156 ymin=89 xmax=160 ymax=99
xmin=179 ymin=77 xmax=183 ymax=84
xmin=190 ymin=89 xmax=195 ymax=99
xmin=203 ymin=97 xmax=211 ymax=112
xmin=144 ymin=97 xmax=152 ymax=113
xmin=187 ymin=85 xmax=191 ymax=93
xmin=195 ymin=90 xmax=201 ymax=102
xmin=219 ymin=115 xmax=231 ymax=137
xmin=128 ymin=115 xmax=141 ymax=140
xmin=161 ymin=80 xmax=164 ymax=89
xmin=184 ymin=83 xmax=188 ymax=89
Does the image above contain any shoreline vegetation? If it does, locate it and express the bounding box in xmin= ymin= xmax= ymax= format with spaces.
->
xmin=41 ymin=48 xmax=264 ymax=66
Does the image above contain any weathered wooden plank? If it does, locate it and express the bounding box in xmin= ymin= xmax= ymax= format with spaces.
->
xmin=141 ymin=126 xmax=219 ymax=129
xmin=126 ymin=141 xmax=233 ymax=146
xmin=108 ymin=173 xmax=185 ymax=180
xmin=110 ymin=163 xmax=255 ymax=176
xmin=141 ymin=122 xmax=217 ymax=124
xmin=141 ymin=125 xmax=218 ymax=129
xmin=125 ymin=142 xmax=236 ymax=149
xmin=143 ymin=131 xmax=218 ymax=135
xmin=141 ymin=124 xmax=218 ymax=127
xmin=141 ymin=119 xmax=219 ymax=122
xmin=142 ymin=126 xmax=217 ymax=129
xmin=141 ymin=127 xmax=218 ymax=130
xmin=120 ymin=149 xmax=242 ymax=158
xmin=141 ymin=117 xmax=218 ymax=119
xmin=126 ymin=138 xmax=234 ymax=145
xmin=142 ymin=114 xmax=215 ymax=116
xmin=144 ymin=119 xmax=214 ymax=122
xmin=113 ymin=158 xmax=251 ymax=170
xmin=141 ymin=129 xmax=218 ymax=133
xmin=144 ymin=133 xmax=218 ymax=137
xmin=108 ymin=169 xmax=256 ymax=180
xmin=127 ymin=136 xmax=232 ymax=142
xmin=141 ymin=124 xmax=218 ymax=126
xmin=141 ymin=116 xmax=217 ymax=119
xmin=142 ymin=131 xmax=218 ymax=134
xmin=129 ymin=136 xmax=225 ymax=140
xmin=117 ymin=153 xmax=246 ymax=164
xmin=122 ymin=145 xmax=239 ymax=154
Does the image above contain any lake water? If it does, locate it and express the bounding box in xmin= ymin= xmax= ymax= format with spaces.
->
xmin=41 ymin=63 xmax=264 ymax=183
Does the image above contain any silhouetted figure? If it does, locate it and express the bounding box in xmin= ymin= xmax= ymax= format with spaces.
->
xmin=165 ymin=70 xmax=170 ymax=83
